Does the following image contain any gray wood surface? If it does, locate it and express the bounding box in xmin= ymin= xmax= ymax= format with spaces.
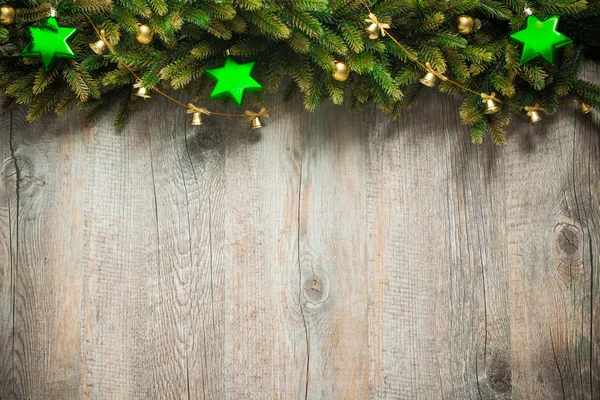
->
xmin=0 ymin=64 xmax=599 ymax=399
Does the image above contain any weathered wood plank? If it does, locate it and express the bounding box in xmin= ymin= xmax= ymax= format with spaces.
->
xmin=298 ymin=105 xmax=369 ymax=398
xmin=215 ymin=98 xmax=306 ymax=398
xmin=504 ymin=62 xmax=600 ymax=399
xmin=366 ymin=92 xmax=510 ymax=399
xmin=0 ymin=108 xmax=14 ymax=398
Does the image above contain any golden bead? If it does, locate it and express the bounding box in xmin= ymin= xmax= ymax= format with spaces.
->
xmin=332 ymin=61 xmax=350 ymax=82
xmin=0 ymin=5 xmax=15 ymax=25
xmin=457 ymin=15 xmax=475 ymax=35
xmin=136 ymin=24 xmax=154 ymax=44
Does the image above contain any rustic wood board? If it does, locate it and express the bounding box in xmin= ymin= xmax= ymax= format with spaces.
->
xmin=0 ymin=65 xmax=599 ymax=399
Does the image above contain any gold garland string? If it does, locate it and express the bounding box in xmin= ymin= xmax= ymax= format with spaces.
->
xmin=84 ymin=14 xmax=288 ymax=125
xmin=359 ymin=2 xmax=588 ymax=116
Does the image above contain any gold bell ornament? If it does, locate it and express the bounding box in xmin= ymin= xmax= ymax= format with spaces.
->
xmin=89 ymin=30 xmax=108 ymax=55
xmin=245 ymin=108 xmax=269 ymax=129
xmin=364 ymin=13 xmax=390 ymax=40
xmin=332 ymin=61 xmax=350 ymax=82
xmin=251 ymin=116 xmax=264 ymax=129
xmin=481 ymin=92 xmax=501 ymax=114
xmin=419 ymin=70 xmax=437 ymax=87
xmin=457 ymin=15 xmax=475 ymax=35
xmin=0 ymin=5 xmax=15 ymax=25
xmin=419 ymin=62 xmax=446 ymax=88
xmin=136 ymin=23 xmax=154 ymax=44
xmin=133 ymin=81 xmax=151 ymax=99
xmin=187 ymin=104 xmax=210 ymax=126
xmin=525 ymin=104 xmax=544 ymax=123
xmin=579 ymin=101 xmax=593 ymax=114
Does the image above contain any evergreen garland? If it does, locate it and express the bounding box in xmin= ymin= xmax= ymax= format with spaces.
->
xmin=0 ymin=0 xmax=599 ymax=143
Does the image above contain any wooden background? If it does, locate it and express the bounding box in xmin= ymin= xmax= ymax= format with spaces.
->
xmin=0 ymin=64 xmax=599 ymax=399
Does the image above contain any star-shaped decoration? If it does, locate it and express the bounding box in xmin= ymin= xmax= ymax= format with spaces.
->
xmin=22 ymin=17 xmax=77 ymax=71
xmin=205 ymin=56 xmax=263 ymax=107
xmin=509 ymin=15 xmax=572 ymax=66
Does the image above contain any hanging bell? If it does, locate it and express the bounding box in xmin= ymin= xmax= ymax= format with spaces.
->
xmin=89 ymin=30 xmax=108 ymax=55
xmin=419 ymin=71 xmax=437 ymax=87
xmin=251 ymin=116 xmax=264 ymax=129
xmin=528 ymin=110 xmax=542 ymax=123
xmin=191 ymin=112 xmax=203 ymax=126
xmin=134 ymin=85 xmax=151 ymax=99
xmin=483 ymin=95 xmax=501 ymax=114
xmin=365 ymin=22 xmax=380 ymax=40
xmin=580 ymin=101 xmax=593 ymax=114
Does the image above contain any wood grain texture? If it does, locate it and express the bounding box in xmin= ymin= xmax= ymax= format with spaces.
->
xmin=0 ymin=65 xmax=598 ymax=399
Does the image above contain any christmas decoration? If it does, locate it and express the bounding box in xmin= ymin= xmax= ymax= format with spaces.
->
xmin=457 ymin=15 xmax=475 ymax=35
xmin=89 ymin=29 xmax=108 ymax=55
xmin=0 ymin=5 xmax=15 ymax=25
xmin=135 ymin=23 xmax=153 ymax=44
xmin=187 ymin=104 xmax=209 ymax=126
xmin=364 ymin=13 xmax=390 ymax=40
xmin=579 ymin=101 xmax=594 ymax=114
xmin=525 ymin=104 xmax=544 ymax=123
xmin=332 ymin=61 xmax=350 ymax=82
xmin=245 ymin=108 xmax=269 ymax=129
xmin=482 ymin=93 xmax=501 ymax=114
xmin=133 ymin=82 xmax=151 ymax=99
xmin=21 ymin=17 xmax=77 ymax=70
xmin=509 ymin=15 xmax=572 ymax=65
xmin=0 ymin=1 xmax=598 ymax=143
xmin=205 ymin=56 xmax=263 ymax=107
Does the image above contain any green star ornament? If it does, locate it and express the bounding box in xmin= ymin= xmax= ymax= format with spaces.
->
xmin=509 ymin=15 xmax=572 ymax=66
xmin=22 ymin=17 xmax=77 ymax=71
xmin=205 ymin=56 xmax=263 ymax=107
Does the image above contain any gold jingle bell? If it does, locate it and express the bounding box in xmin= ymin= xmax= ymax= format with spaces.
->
xmin=457 ymin=15 xmax=475 ymax=35
xmin=191 ymin=112 xmax=203 ymax=126
xmin=90 ymin=30 xmax=108 ymax=55
xmin=525 ymin=104 xmax=543 ymax=123
xmin=0 ymin=5 xmax=15 ymax=25
xmin=251 ymin=116 xmax=264 ymax=129
xmin=134 ymin=83 xmax=151 ymax=99
xmin=482 ymin=93 xmax=501 ymax=114
xmin=365 ymin=22 xmax=380 ymax=39
xmin=136 ymin=23 xmax=154 ymax=44
xmin=529 ymin=110 xmax=542 ymax=123
xmin=419 ymin=71 xmax=437 ymax=87
xmin=332 ymin=61 xmax=350 ymax=82
xmin=580 ymin=101 xmax=594 ymax=114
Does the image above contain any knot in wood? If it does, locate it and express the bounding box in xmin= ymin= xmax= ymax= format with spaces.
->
xmin=301 ymin=270 xmax=329 ymax=307
xmin=1 ymin=155 xmax=41 ymax=192
xmin=553 ymin=222 xmax=585 ymax=280
xmin=486 ymin=355 xmax=512 ymax=394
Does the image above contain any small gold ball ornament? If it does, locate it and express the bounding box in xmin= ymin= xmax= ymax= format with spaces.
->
xmin=136 ymin=23 xmax=154 ymax=44
xmin=0 ymin=5 xmax=16 ymax=25
xmin=457 ymin=15 xmax=475 ymax=35
xmin=332 ymin=61 xmax=350 ymax=82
